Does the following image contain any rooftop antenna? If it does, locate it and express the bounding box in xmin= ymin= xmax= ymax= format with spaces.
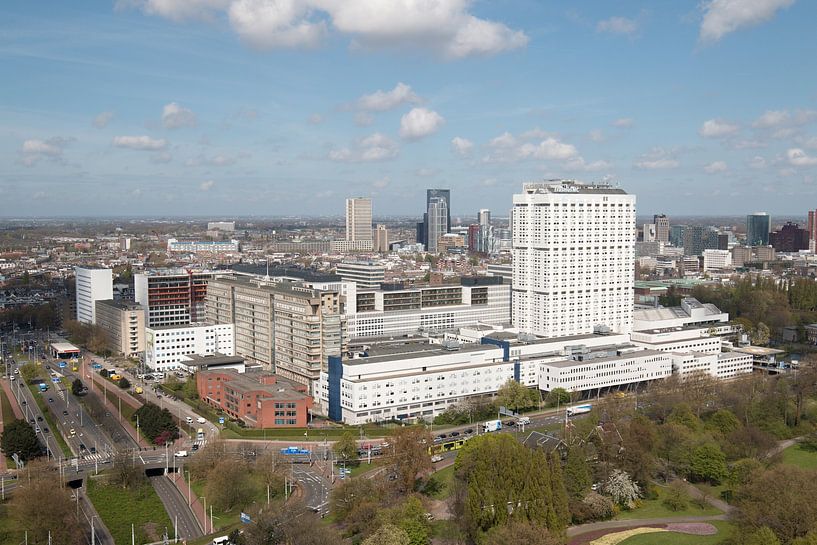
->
xmin=264 ymin=257 xmax=270 ymax=282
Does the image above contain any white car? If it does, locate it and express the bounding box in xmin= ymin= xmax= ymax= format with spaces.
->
xmin=197 ymin=417 xmax=206 ymax=424
xmin=430 ymin=454 xmax=443 ymax=463
xmin=186 ymin=416 xmax=194 ymax=424
xmin=174 ymin=450 xmax=188 ymax=457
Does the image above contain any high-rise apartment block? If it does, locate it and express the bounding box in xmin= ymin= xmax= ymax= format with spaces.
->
xmin=426 ymin=195 xmax=448 ymax=253
xmin=94 ymin=300 xmax=145 ymax=357
xmin=373 ymin=224 xmax=389 ymax=252
xmin=769 ymin=222 xmax=809 ymax=252
xmin=746 ymin=212 xmax=771 ymax=246
xmin=511 ymin=180 xmax=635 ymax=337
xmin=75 ymin=267 xmax=113 ymax=324
xmin=336 ymin=261 xmax=385 ymax=290
xmin=134 ymin=270 xmax=215 ymax=328
xmin=205 ymin=275 xmax=347 ymax=396
xmin=808 ymin=210 xmax=817 ymax=253
xmin=345 ymin=197 xmax=372 ymax=242
xmin=653 ymin=214 xmax=670 ymax=243
xmin=145 ymin=322 xmax=235 ymax=371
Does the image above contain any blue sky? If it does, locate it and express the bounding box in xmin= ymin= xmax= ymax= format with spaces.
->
xmin=2 ymin=0 xmax=816 ymax=218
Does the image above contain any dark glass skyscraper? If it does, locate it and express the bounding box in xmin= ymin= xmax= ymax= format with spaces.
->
xmin=426 ymin=189 xmax=451 ymax=233
xmin=746 ymin=213 xmax=771 ymax=246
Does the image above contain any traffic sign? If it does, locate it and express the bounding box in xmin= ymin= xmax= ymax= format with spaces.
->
xmin=58 ymin=362 xmax=67 ymax=368
xmin=51 ymin=377 xmax=60 ymax=383
xmin=240 ymin=512 xmax=251 ymax=523
xmin=218 ymin=417 xmax=225 ymax=424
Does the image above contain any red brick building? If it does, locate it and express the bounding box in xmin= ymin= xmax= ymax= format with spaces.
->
xmin=197 ymin=370 xmax=312 ymax=428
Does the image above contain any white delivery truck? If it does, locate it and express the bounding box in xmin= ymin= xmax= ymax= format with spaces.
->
xmin=566 ymin=404 xmax=592 ymax=417
xmin=482 ymin=419 xmax=502 ymax=433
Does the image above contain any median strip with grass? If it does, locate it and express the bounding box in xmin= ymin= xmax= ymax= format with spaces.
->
xmin=0 ymin=387 xmax=18 ymax=468
xmin=27 ymin=385 xmax=72 ymax=458
xmin=86 ymin=476 xmax=173 ymax=545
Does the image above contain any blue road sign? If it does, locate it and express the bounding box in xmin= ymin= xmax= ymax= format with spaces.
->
xmin=240 ymin=512 xmax=251 ymax=523
xmin=51 ymin=377 xmax=60 ymax=383
xmin=218 ymin=417 xmax=225 ymax=424
xmin=58 ymin=362 xmax=67 ymax=368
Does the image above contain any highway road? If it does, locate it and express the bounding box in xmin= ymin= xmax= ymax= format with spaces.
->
xmin=149 ymin=474 xmax=204 ymax=540
xmin=6 ymin=370 xmax=66 ymax=462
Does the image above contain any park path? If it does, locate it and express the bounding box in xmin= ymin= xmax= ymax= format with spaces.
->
xmin=567 ymin=513 xmax=727 ymax=538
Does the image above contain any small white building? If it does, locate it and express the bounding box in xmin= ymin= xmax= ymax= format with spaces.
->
xmin=75 ymin=267 xmax=113 ymax=324
xmin=703 ymin=249 xmax=732 ymax=271
xmin=145 ymin=323 xmax=234 ymax=371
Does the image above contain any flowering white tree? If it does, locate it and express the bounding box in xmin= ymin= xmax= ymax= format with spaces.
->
xmin=604 ymin=469 xmax=641 ymax=508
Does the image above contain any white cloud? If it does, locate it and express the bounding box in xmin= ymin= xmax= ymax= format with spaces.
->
xmin=329 ymin=132 xmax=399 ymax=162
xmin=732 ymin=139 xmax=766 ymax=150
xmin=229 ymin=0 xmax=327 ymax=49
xmin=748 ymin=156 xmax=767 ymax=169
xmin=704 ymin=160 xmax=728 ymax=173
xmin=112 ymin=135 xmax=167 ymax=150
xmin=699 ymin=118 xmax=739 ymax=138
xmin=399 ymin=107 xmax=445 ymax=140
xmin=200 ymin=179 xmax=216 ymax=191
xmin=752 ymin=109 xmax=817 ymax=129
xmin=308 ymin=113 xmax=324 ymax=124
xmin=787 ymin=148 xmax=817 ymax=167
xmin=133 ymin=0 xmax=527 ymax=59
xmin=635 ymin=148 xmax=680 ymax=170
xmin=354 ymin=112 xmax=374 ymax=126
xmin=151 ymin=151 xmax=173 ymax=164
xmin=798 ymin=136 xmax=817 ymax=150
xmin=162 ymin=102 xmax=197 ymax=129
xmin=355 ymin=82 xmax=420 ymax=112
xmin=488 ymin=131 xmax=517 ymax=149
xmin=597 ymin=16 xmax=638 ymax=35
xmin=186 ymin=153 xmax=241 ymax=167
xmin=612 ymin=117 xmax=634 ymax=128
xmin=564 ymin=157 xmax=612 ymax=172
xmin=18 ymin=137 xmax=72 ymax=166
xmin=451 ymin=136 xmax=473 ymax=157
xmin=589 ymin=129 xmax=605 ymax=142
xmin=481 ymin=178 xmax=497 ymax=187
xmin=517 ymin=138 xmax=578 ymax=160
xmin=129 ymin=0 xmax=231 ymax=22
xmin=372 ymin=176 xmax=390 ymax=189
xmin=93 ymin=111 xmax=114 ymax=129
xmin=700 ymin=0 xmax=794 ymax=43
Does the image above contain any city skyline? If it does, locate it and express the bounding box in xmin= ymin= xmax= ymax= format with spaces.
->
xmin=3 ymin=1 xmax=817 ymax=217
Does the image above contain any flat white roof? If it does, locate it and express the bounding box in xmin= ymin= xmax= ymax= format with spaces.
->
xmin=51 ymin=342 xmax=80 ymax=352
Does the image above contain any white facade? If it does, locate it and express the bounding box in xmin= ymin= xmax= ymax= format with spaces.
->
xmin=167 ymin=239 xmax=239 ymax=253
xmin=632 ymin=298 xmax=729 ymax=331
xmin=346 ymin=197 xmax=372 ymax=242
xmin=75 ymin=267 xmax=113 ymax=324
xmin=348 ymin=282 xmax=511 ymax=338
xmin=703 ymin=249 xmax=732 ymax=271
xmin=145 ymin=323 xmax=234 ymax=371
xmin=330 ymin=240 xmax=374 ymax=252
xmin=512 ymin=180 xmax=635 ymax=338
xmin=539 ymin=349 xmax=673 ymax=393
xmin=427 ymin=197 xmax=448 ymax=253
xmin=629 ymin=327 xmax=724 ymax=355
xmin=671 ymin=351 xmax=752 ymax=379
xmin=336 ymin=261 xmax=385 ymax=290
xmin=207 ymin=221 xmax=235 ymax=232
xmin=643 ymin=223 xmax=657 ymax=242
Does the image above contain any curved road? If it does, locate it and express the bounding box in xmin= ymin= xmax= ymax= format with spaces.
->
xmin=150 ymin=474 xmax=204 ymax=540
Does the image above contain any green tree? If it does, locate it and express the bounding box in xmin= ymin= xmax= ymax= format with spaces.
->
xmin=333 ymin=431 xmax=358 ymax=464
xmin=362 ymin=524 xmax=410 ymax=545
xmin=496 ymin=378 xmax=536 ymax=413
xmin=453 ymin=434 xmax=568 ymax=539
xmin=752 ymin=322 xmax=771 ymax=346
xmin=19 ymin=363 xmax=38 ymax=384
xmin=205 ymin=459 xmax=257 ymax=511
xmin=564 ymin=446 xmax=592 ymax=499
xmin=483 ymin=521 xmax=563 ymax=545
xmin=132 ymin=402 xmax=179 ymax=445
xmin=1 ymin=419 xmax=41 ymax=462
xmin=390 ymin=426 xmax=433 ymax=493
xmin=792 ymin=532 xmax=817 ymax=545
xmin=689 ymin=443 xmax=727 ymax=484
xmin=603 ymin=469 xmax=640 ymax=508
xmin=662 ymin=481 xmax=690 ymax=512
xmin=183 ymin=373 xmax=199 ymax=399
xmin=744 ymin=527 xmax=782 ymax=545
xmin=378 ymin=496 xmax=431 ymax=545
xmin=546 ymin=388 xmax=571 ymax=407
xmin=706 ymin=408 xmax=741 ymax=436
xmin=71 ymin=378 xmax=84 ymax=396
xmin=118 ymin=377 xmax=130 ymax=389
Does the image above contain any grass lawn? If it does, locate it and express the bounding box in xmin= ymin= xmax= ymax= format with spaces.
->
xmin=424 ymin=464 xmax=455 ymax=500
xmin=190 ymin=477 xmax=271 ymax=530
xmin=28 ymin=385 xmax=72 ymax=458
xmin=617 ymin=486 xmax=722 ymax=520
xmin=618 ymin=521 xmax=735 ymax=544
xmin=87 ymin=476 xmax=173 ymax=545
xmin=0 ymin=503 xmax=18 ymax=544
xmin=782 ymin=444 xmax=817 ymax=470
xmin=694 ymin=482 xmax=730 ymax=504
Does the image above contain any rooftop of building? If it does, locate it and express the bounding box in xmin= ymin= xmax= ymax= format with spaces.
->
xmin=543 ymin=347 xmax=664 ymax=369
xmin=135 ymin=269 xmax=215 ymax=277
xmin=521 ymin=180 xmax=628 ymax=195
xmin=732 ymin=345 xmax=786 ymax=356
xmin=347 ymin=338 xmax=500 ymax=364
xmin=95 ymin=299 xmax=143 ymax=311
xmin=181 ymin=353 xmax=244 ymax=368
xmin=148 ymin=321 xmax=223 ymax=331
xmin=211 ymin=273 xmax=335 ymax=298
xmin=200 ymin=368 xmax=306 ymax=400
xmin=633 ymin=298 xmax=725 ymax=323
xmin=226 ymin=264 xmax=340 ymax=283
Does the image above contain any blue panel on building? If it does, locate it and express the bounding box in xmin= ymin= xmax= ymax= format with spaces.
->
xmin=480 ymin=336 xmax=510 ymax=362
xmin=328 ymin=355 xmax=343 ymax=422
xmin=513 ymin=360 xmax=521 ymax=382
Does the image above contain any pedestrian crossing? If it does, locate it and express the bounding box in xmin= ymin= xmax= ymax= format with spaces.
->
xmin=82 ymin=453 xmax=107 ymax=462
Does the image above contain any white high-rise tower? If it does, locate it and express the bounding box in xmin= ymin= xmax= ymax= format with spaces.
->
xmin=345 ymin=197 xmax=373 ymax=242
xmin=511 ymin=180 xmax=635 ymax=337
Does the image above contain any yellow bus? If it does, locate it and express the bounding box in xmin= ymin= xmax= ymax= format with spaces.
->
xmin=428 ymin=436 xmax=471 ymax=455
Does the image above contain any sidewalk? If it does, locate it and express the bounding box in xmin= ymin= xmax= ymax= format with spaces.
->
xmin=169 ymin=471 xmax=207 ymax=533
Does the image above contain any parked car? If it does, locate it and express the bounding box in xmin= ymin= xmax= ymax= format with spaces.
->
xmin=450 ymin=431 xmax=460 ymax=437
xmin=464 ymin=428 xmax=475 ymax=435
xmin=62 ymin=410 xmax=69 ymax=416
xmin=431 ymin=454 xmax=443 ymax=463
